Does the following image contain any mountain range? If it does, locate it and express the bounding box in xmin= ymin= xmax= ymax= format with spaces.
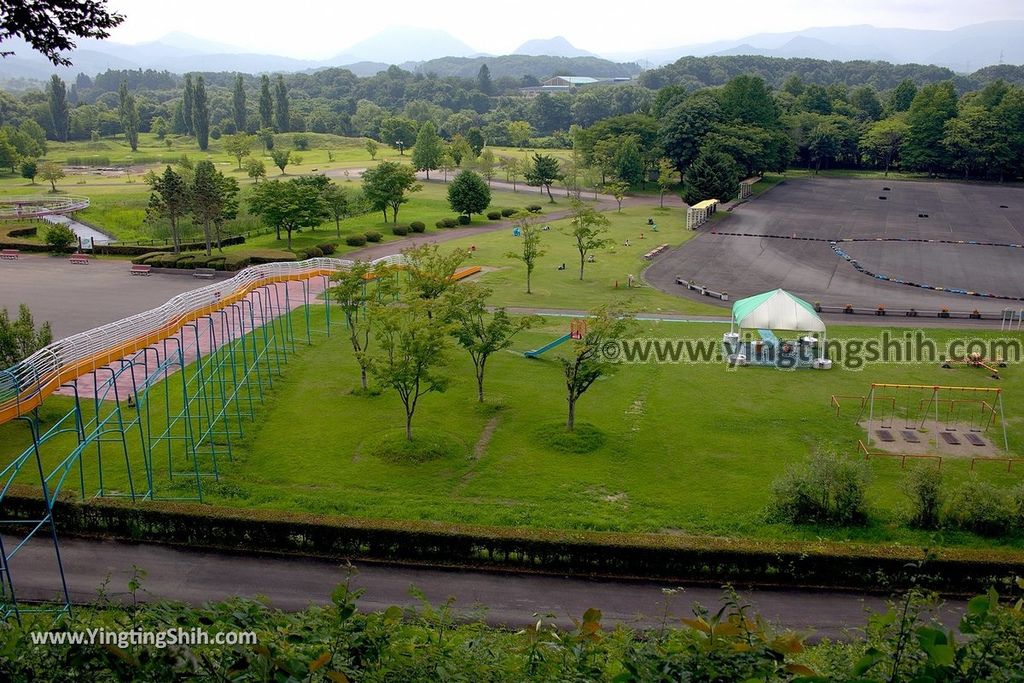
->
xmin=0 ymin=21 xmax=1021 ymax=84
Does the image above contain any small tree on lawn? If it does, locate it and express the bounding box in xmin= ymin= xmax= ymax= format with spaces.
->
xmin=604 ymin=179 xmax=629 ymax=212
xmin=365 ymin=139 xmax=379 ymax=160
xmin=361 ymin=160 xmax=420 ymax=225
xmin=330 ymin=261 xmax=397 ymax=391
xmin=224 ymin=132 xmax=254 ymax=169
xmin=477 ymin=148 xmax=496 ymax=186
xmin=565 ymin=199 xmax=612 ymax=280
xmin=321 ymin=182 xmax=349 ymax=238
xmin=505 ymin=212 xmax=545 ymax=294
xmin=248 ymin=176 xmax=327 ymax=249
xmin=447 ymin=169 xmax=490 ymax=220
xmin=442 ymin=283 xmax=539 ymax=402
xmin=525 ymin=152 xmax=563 ymax=203
xmin=411 ymin=120 xmax=443 ymax=179
xmin=367 ymin=298 xmax=450 ymax=440
xmin=656 ymin=158 xmax=675 ymax=208
xmin=402 ymin=243 xmax=469 ymax=305
xmin=0 ymin=304 xmax=53 ymax=367
xmin=20 ymin=159 xmax=37 ymax=184
xmin=561 ymin=306 xmax=633 ymax=431
xmin=40 ymin=161 xmax=64 ymax=192
xmin=245 ymin=157 xmax=266 ymax=184
xmin=45 ymin=223 xmax=76 ymax=252
xmin=271 ymin=148 xmax=290 ymax=175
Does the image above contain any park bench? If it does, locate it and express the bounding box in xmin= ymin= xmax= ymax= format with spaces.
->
xmin=1 ymin=248 xmax=19 ymax=260
xmin=69 ymin=253 xmax=90 ymax=265
xmin=193 ymin=267 xmax=216 ymax=279
xmin=129 ymin=264 xmax=152 ymax=276
xmin=643 ymin=243 xmax=670 ymax=260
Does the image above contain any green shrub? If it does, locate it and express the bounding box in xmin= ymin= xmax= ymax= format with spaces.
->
xmin=246 ymin=249 xmax=297 ymax=264
xmin=207 ymin=257 xmax=227 ymax=270
xmin=409 ymin=221 xmax=426 ymax=232
xmin=317 ymin=243 xmax=336 ymax=255
xmin=44 ymin=224 xmax=77 ymax=253
xmin=222 ymin=254 xmax=251 ymax=271
xmin=903 ymin=465 xmax=944 ymax=529
xmin=434 ymin=219 xmax=447 ymax=229
xmin=457 ymin=214 xmax=471 ymax=225
xmin=946 ymin=478 xmax=1013 ymax=536
xmin=487 ymin=211 xmax=502 ymax=220
xmin=365 ymin=231 xmax=382 ymax=242
xmin=299 ymin=247 xmax=324 ymax=259
xmin=526 ymin=204 xmax=542 ymax=213
xmin=175 ymin=255 xmax=195 ymax=269
xmin=501 ymin=208 xmax=516 ymax=217
xmin=346 ymin=234 xmax=367 ymax=247
xmin=442 ymin=217 xmax=459 ymax=228
xmin=766 ymin=450 xmax=870 ymax=526
xmin=392 ymin=226 xmax=409 ymax=236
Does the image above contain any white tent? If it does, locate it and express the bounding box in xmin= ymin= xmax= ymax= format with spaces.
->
xmin=730 ymin=289 xmax=825 ymax=333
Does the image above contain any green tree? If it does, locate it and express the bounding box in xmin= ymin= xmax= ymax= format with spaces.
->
xmin=47 ymin=75 xmax=69 ymax=142
xmin=0 ymin=131 xmax=18 ymax=173
xmin=40 ymin=160 xmax=64 ymax=192
xmin=682 ymin=149 xmax=740 ymax=205
xmin=380 ymin=116 xmax=417 ymax=154
xmin=19 ymin=159 xmax=37 ymax=184
xmin=659 ymin=91 xmax=723 ymax=173
xmin=244 ymin=156 xmax=266 ymax=184
xmin=248 ymin=176 xmax=328 ymax=249
xmin=145 ymin=165 xmax=190 ymax=253
xmin=192 ymin=76 xmax=210 ymax=151
xmin=466 ymin=128 xmax=485 ymax=157
xmin=861 ymin=116 xmax=909 ymax=176
xmin=150 ymin=115 xmax=168 ymax=139
xmin=605 ymin=179 xmax=629 ymax=212
xmin=44 ymin=223 xmax=76 ymax=252
xmin=258 ymin=127 xmax=274 ymax=152
xmin=329 ymin=261 xmax=393 ymax=390
xmin=561 ymin=306 xmax=633 ymax=431
xmin=224 ymin=132 xmax=254 ymax=170
xmin=889 ymin=79 xmax=917 ymax=113
xmin=508 ymin=120 xmax=532 ymax=148
xmin=655 ymin=158 xmax=675 ymax=208
xmin=525 ymin=153 xmax=563 ymax=203
xmin=0 ymin=305 xmax=53 ymax=367
xmin=191 ymin=160 xmax=239 ymax=255
xmin=274 ymin=75 xmax=289 ymax=133
xmin=903 ymin=81 xmax=957 ymax=173
xmin=566 ymin=199 xmax=611 ymax=280
xmin=259 ymin=75 xmax=273 ymax=130
xmin=447 ymin=169 xmax=490 ymax=219
xmin=321 ymin=182 xmax=349 ymax=238
xmin=366 ymin=298 xmax=450 ymax=440
xmin=361 ymin=161 xmax=420 ymax=224
xmin=718 ymin=75 xmax=777 ymax=127
xmin=182 ymin=73 xmax=194 ymax=136
xmin=232 ymin=74 xmax=247 ymax=132
xmin=499 ymin=156 xmax=522 ymax=191
xmin=476 ymin=148 xmax=496 ymax=186
xmin=117 ymin=80 xmax=139 ymax=151
xmin=477 ymin=63 xmax=494 ymax=96
xmin=943 ymin=106 xmax=1002 ymax=180
xmin=448 ymin=134 xmax=472 ymax=166
xmin=270 ymin=148 xmax=290 ymax=175
xmin=365 ymin=139 xmax=379 ymax=160
xmin=411 ymin=120 xmax=443 ymax=179
xmin=505 ymin=212 xmax=545 ymax=294
xmin=0 ymin=0 xmax=123 ymax=66
xmin=442 ymin=283 xmax=537 ymax=402
xmin=401 ymin=243 xmax=468 ymax=304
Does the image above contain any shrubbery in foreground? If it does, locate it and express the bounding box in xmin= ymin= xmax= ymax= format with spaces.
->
xmin=2 ymin=572 xmax=1023 ymax=682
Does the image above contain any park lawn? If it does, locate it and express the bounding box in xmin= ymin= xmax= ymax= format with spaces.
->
xmin=8 ymin=310 xmax=1022 ymax=551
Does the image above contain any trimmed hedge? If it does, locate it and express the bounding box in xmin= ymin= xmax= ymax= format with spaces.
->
xmin=365 ymin=230 xmax=382 ymax=243
xmin=317 ymin=243 xmax=337 ymax=255
xmin=4 ymin=488 xmax=1022 ymax=594
xmin=487 ymin=211 xmax=502 ymax=220
xmin=526 ymin=204 xmax=543 ymax=213
xmin=457 ymin=215 xmax=471 ymax=225
xmin=346 ymin=234 xmax=367 ymax=247
xmin=93 ymin=235 xmax=244 ymax=256
xmin=501 ymin=208 xmax=516 ymax=217
xmin=409 ymin=221 xmax=426 ymax=233
xmin=392 ymin=226 xmax=409 ymax=236
xmin=0 ymin=225 xmax=51 ymax=253
xmin=436 ymin=217 xmax=458 ymax=229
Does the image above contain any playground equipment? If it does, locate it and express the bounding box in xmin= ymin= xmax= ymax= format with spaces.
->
xmin=524 ymin=319 xmax=585 ymax=358
xmin=941 ymin=352 xmax=1007 ymax=379
xmin=686 ymin=199 xmax=719 ymax=230
xmin=723 ymin=289 xmax=831 ymax=369
xmin=0 ymin=254 xmax=411 ymax=623
xmin=1001 ymin=308 xmax=1023 ymax=331
xmin=0 ymin=196 xmax=90 ymax=220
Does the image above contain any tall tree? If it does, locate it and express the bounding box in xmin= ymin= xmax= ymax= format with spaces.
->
xmin=117 ymin=80 xmax=139 ymax=151
xmin=411 ymin=120 xmax=443 ymax=179
xmin=903 ymin=81 xmax=957 ymax=173
xmin=682 ymin=149 xmax=740 ymax=204
xmin=258 ymin=74 xmax=273 ymax=130
xmin=447 ymin=169 xmax=490 ymax=219
xmin=565 ymin=199 xmax=612 ymax=280
xmin=505 ymin=213 xmax=545 ymax=294
xmin=321 ymin=182 xmax=349 ymax=238
xmin=232 ymin=74 xmax=247 ymax=132
xmin=224 ymin=132 xmax=253 ymax=169
xmin=191 ymin=160 xmax=238 ymax=255
xmin=182 ymin=73 xmax=194 ymax=136
xmin=270 ymin=148 xmax=290 ymax=175
xmin=0 ymin=304 xmax=53 ymax=367
xmin=379 ymin=116 xmax=417 ymax=154
xmin=47 ymin=75 xmax=69 ymax=142
xmin=525 ymin=153 xmax=563 ymax=203
xmin=477 ymin=63 xmax=494 ymax=96
xmin=442 ymin=283 xmax=537 ymax=403
xmin=248 ymin=175 xmax=328 ymax=249
xmin=655 ymin=158 xmax=676 ymax=208
xmin=660 ymin=91 xmax=723 ymax=173
xmin=560 ymin=307 xmax=633 ymax=431
xmin=0 ymin=0 xmax=124 ymax=66
xmin=718 ymin=75 xmax=778 ymax=127
xmin=401 ymin=243 xmax=468 ymax=304
xmin=145 ymin=165 xmax=190 ymax=253
xmin=361 ymin=161 xmax=420 ymax=224
xmin=889 ymin=79 xmax=917 ymax=113
xmin=860 ymin=116 xmax=909 ymax=177
xmin=192 ymin=76 xmax=210 ymax=151
xmin=40 ymin=160 xmax=64 ymax=192
xmin=330 ymin=261 xmax=394 ymax=391
xmin=274 ymin=74 xmax=289 ymax=132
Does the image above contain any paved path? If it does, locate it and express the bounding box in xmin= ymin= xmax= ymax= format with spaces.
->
xmin=5 ymin=535 xmax=965 ymax=638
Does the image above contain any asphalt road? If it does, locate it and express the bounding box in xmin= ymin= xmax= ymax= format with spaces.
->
xmin=5 ymin=535 xmax=966 ymax=638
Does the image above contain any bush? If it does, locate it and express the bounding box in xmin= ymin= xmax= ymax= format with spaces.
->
xmin=409 ymin=221 xmax=426 ymax=232
xmin=946 ymin=479 xmax=1013 ymax=536
xmin=365 ymin=230 xmax=382 ymax=243
xmin=526 ymin=204 xmax=542 ymax=213
xmin=45 ymin=224 xmax=77 ymax=253
xmin=210 ymin=126 xmax=222 ymax=140
xmin=392 ymin=226 xmax=409 ymax=236
xmin=206 ymin=257 xmax=227 ymax=270
xmin=293 ymin=133 xmax=311 ymax=151
xmin=222 ymin=254 xmax=251 ymax=271
xmin=299 ymin=247 xmax=324 ymax=259
xmin=501 ymin=208 xmax=516 ymax=217
xmin=317 ymin=243 xmax=337 ymax=255
xmin=766 ymin=450 xmax=870 ymax=526
xmin=346 ymin=234 xmax=367 ymax=247
xmin=457 ymin=214 xmax=472 ymax=225
xmin=487 ymin=211 xmax=502 ymax=220
xmin=174 ymin=255 xmax=195 ymax=269
xmin=903 ymin=465 xmax=944 ymax=529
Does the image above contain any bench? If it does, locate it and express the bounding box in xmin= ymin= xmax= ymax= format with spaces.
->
xmin=1 ymin=248 xmax=19 ymax=260
xmin=69 ymin=253 xmax=90 ymax=265
xmin=643 ymin=243 xmax=670 ymax=260
xmin=129 ymin=264 xmax=152 ymax=276
xmin=193 ymin=267 xmax=216 ymax=279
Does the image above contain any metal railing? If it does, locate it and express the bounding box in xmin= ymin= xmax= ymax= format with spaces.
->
xmin=0 ymin=196 xmax=90 ymax=220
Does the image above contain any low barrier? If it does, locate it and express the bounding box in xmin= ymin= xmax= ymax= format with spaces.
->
xmin=674 ymin=278 xmax=729 ymax=301
xmin=858 ymin=440 xmax=943 ymax=470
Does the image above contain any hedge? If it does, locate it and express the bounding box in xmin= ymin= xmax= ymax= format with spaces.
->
xmin=409 ymin=221 xmax=426 ymax=233
xmin=92 ymin=235 xmax=245 ymax=257
xmin=345 ymin=234 xmax=367 ymax=247
xmin=392 ymin=226 xmax=409 ymax=236
xmin=487 ymin=211 xmax=502 ymax=220
xmin=4 ymin=488 xmax=1022 ymax=594
xmin=365 ymin=230 xmax=382 ymax=243
xmin=0 ymin=225 xmax=51 ymax=253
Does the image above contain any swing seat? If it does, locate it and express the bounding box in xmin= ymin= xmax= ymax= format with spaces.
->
xmin=965 ymin=433 xmax=986 ymax=447
xmin=875 ymin=429 xmax=896 ymax=443
xmin=900 ymin=431 xmax=920 ymax=443
xmin=940 ymin=432 xmax=961 ymax=445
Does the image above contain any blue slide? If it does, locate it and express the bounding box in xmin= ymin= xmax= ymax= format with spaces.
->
xmin=524 ymin=334 xmax=572 ymax=358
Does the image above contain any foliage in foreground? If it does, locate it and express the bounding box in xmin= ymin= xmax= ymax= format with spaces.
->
xmin=2 ymin=573 xmax=1023 ymax=682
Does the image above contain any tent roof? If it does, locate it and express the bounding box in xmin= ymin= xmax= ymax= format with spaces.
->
xmin=731 ymin=289 xmax=825 ymax=332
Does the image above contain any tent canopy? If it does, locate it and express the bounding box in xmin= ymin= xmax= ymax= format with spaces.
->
xmin=731 ymin=289 xmax=825 ymax=332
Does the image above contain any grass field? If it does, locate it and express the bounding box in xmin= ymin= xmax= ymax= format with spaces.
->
xmin=4 ymin=308 xmax=1022 ymax=550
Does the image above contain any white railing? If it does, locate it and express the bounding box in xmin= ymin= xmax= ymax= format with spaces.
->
xmin=0 ymin=196 xmax=91 ymax=220
xmin=0 ymin=255 xmax=405 ymax=423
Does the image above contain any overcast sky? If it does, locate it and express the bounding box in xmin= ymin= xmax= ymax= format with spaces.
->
xmin=104 ymin=0 xmax=1024 ymax=58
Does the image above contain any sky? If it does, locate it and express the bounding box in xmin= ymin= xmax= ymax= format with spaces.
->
xmin=103 ymin=0 xmax=1024 ymax=59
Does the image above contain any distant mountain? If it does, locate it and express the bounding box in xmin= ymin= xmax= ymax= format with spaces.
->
xmin=514 ymin=36 xmax=596 ymax=58
xmin=607 ymin=21 xmax=1024 ymax=70
xmin=337 ymin=27 xmax=477 ymax=64
xmin=413 ymin=55 xmax=640 ymax=80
